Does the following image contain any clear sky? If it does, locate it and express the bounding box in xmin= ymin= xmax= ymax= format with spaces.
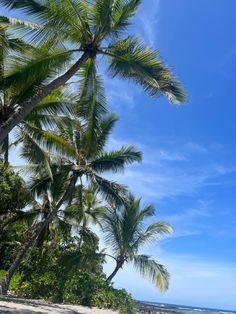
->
xmin=1 ymin=0 xmax=236 ymax=310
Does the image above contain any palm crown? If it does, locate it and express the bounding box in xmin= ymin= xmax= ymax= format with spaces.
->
xmin=0 ymin=0 xmax=186 ymax=142
xmin=101 ymin=194 xmax=174 ymax=292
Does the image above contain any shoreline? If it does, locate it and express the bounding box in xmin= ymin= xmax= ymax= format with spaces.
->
xmin=136 ymin=301 xmax=236 ymax=314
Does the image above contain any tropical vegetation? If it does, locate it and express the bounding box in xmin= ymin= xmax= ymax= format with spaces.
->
xmin=0 ymin=0 xmax=186 ymax=312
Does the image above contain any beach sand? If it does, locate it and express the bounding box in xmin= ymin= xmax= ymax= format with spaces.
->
xmin=0 ymin=296 xmax=119 ymax=313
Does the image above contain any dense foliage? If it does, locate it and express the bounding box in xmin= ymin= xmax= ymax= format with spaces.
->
xmin=0 ymin=0 xmax=184 ymax=310
xmin=0 ymin=236 xmax=137 ymax=313
xmin=0 ymin=163 xmax=31 ymax=213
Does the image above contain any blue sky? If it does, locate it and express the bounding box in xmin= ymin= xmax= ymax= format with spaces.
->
xmin=104 ymin=0 xmax=236 ymax=310
xmin=1 ymin=0 xmax=236 ymax=310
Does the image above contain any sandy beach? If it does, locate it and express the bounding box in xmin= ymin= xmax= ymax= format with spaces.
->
xmin=0 ymin=296 xmax=119 ymax=314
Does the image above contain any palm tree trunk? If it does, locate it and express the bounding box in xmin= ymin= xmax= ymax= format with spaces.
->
xmin=3 ymin=134 xmax=9 ymax=164
xmin=0 ymin=52 xmax=90 ymax=143
xmin=106 ymin=261 xmax=123 ymax=282
xmin=0 ymin=172 xmax=79 ymax=295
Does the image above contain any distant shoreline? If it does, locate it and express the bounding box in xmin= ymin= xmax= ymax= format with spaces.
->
xmin=136 ymin=301 xmax=236 ymax=314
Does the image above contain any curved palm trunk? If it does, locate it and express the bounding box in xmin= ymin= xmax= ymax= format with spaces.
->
xmin=106 ymin=260 xmax=124 ymax=282
xmin=0 ymin=52 xmax=90 ymax=143
xmin=0 ymin=172 xmax=79 ymax=295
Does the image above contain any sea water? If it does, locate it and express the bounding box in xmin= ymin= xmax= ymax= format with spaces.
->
xmin=138 ymin=301 xmax=236 ymax=314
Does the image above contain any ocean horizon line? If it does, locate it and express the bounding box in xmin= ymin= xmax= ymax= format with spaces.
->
xmin=137 ymin=300 xmax=236 ymax=314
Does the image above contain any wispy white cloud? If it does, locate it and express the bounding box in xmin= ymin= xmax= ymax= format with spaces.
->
xmin=106 ymin=136 xmax=236 ymax=203
xmin=135 ymin=0 xmax=161 ymax=46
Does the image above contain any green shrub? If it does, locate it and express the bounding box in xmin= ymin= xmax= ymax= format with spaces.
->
xmin=64 ymin=270 xmax=137 ymax=313
xmin=0 ymin=162 xmax=31 ymax=213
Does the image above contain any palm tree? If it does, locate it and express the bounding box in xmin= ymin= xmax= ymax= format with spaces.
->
xmin=0 ymin=0 xmax=186 ymax=142
xmin=0 ymin=66 xmax=142 ymax=293
xmin=101 ymin=195 xmax=174 ymax=292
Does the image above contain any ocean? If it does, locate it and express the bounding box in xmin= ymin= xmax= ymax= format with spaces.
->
xmin=137 ymin=301 xmax=236 ymax=314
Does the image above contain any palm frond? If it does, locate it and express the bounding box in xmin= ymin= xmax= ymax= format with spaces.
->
xmin=29 ymin=165 xmax=71 ymax=198
xmin=4 ymin=47 xmax=74 ymax=92
xmin=20 ymin=123 xmax=78 ymax=159
xmin=108 ymin=0 xmax=142 ymax=37
xmin=95 ymin=113 xmax=118 ymax=153
xmin=0 ymin=0 xmax=46 ymax=15
xmin=88 ymin=172 xmax=127 ymax=206
xmin=63 ymin=0 xmax=92 ymax=43
xmin=77 ymin=59 xmax=108 ymax=157
xmin=132 ymin=221 xmax=174 ymax=250
xmin=90 ymin=145 xmax=142 ymax=173
xmin=100 ymin=207 xmax=123 ymax=254
xmin=93 ymin=0 xmax=115 ymax=40
xmin=19 ymin=129 xmax=53 ymax=179
xmin=133 ymin=254 xmax=170 ymax=292
xmin=104 ymin=36 xmax=187 ymax=103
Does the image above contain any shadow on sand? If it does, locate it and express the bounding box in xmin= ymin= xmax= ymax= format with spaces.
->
xmin=0 ymin=296 xmax=82 ymax=314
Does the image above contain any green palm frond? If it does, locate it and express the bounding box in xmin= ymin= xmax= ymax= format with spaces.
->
xmin=26 ymin=113 xmax=74 ymax=130
xmin=0 ymin=0 xmax=46 ymax=15
xmin=132 ymin=222 xmax=174 ymax=250
xmin=63 ymin=0 xmax=92 ymax=43
xmin=77 ymin=59 xmax=108 ymax=157
xmin=19 ymin=129 xmax=53 ymax=179
xmin=138 ymin=202 xmax=155 ymax=219
xmin=29 ymin=166 xmax=71 ymax=198
xmin=105 ymin=36 xmax=186 ymax=103
xmin=110 ymin=0 xmax=142 ymax=36
xmin=90 ymin=145 xmax=142 ymax=173
xmin=93 ymin=0 xmax=141 ymax=40
xmin=49 ymin=168 xmax=70 ymax=202
xmin=20 ymin=123 xmax=78 ymax=159
xmin=4 ymin=47 xmax=75 ymax=91
xmin=100 ymin=207 xmax=123 ymax=253
xmin=132 ymin=254 xmax=170 ymax=292
xmin=95 ymin=113 xmax=118 ymax=153
xmin=89 ymin=172 xmax=127 ymax=206
xmin=32 ymin=90 xmax=77 ymax=116
xmin=93 ymin=0 xmax=116 ymax=40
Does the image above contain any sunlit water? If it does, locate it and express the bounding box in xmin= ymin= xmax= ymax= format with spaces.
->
xmin=138 ymin=301 xmax=236 ymax=314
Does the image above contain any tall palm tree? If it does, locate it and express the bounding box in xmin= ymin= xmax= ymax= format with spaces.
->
xmin=0 ymin=0 xmax=186 ymax=142
xmin=101 ymin=195 xmax=173 ymax=292
xmin=0 ymin=65 xmax=142 ymax=293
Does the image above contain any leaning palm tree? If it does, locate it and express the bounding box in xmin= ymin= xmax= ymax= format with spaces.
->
xmin=0 ymin=66 xmax=142 ymax=293
xmin=101 ymin=195 xmax=174 ymax=292
xmin=0 ymin=0 xmax=186 ymax=142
